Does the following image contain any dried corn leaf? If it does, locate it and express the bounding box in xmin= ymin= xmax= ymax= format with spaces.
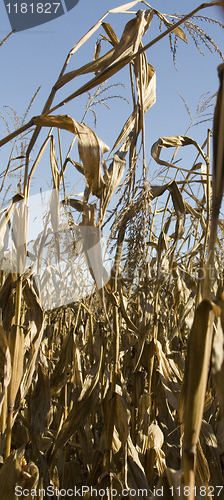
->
xmin=50 ymin=135 xmax=60 ymax=189
xmin=156 ymin=448 xmax=166 ymax=476
xmin=111 ymin=56 xmax=155 ymax=154
xmin=17 ymin=280 xmax=44 ymax=405
xmin=107 ymin=10 xmax=152 ymax=67
xmin=11 ymin=200 xmax=29 ymax=274
xmin=93 ymin=39 xmax=101 ymax=61
xmin=212 ymin=63 xmax=224 ymax=215
xmin=64 ymin=158 xmax=84 ymax=175
xmin=0 ymin=195 xmax=23 ymax=260
xmin=154 ymin=339 xmax=182 ymax=411
xmin=201 ymin=420 xmax=224 ymax=490
xmin=65 ymin=198 xmax=84 ymax=213
xmin=63 ymin=1 xmax=139 ymax=60
xmin=33 ymin=115 xmax=109 ymax=197
xmin=109 ymin=1 xmax=140 ymax=14
xmin=148 ymin=420 xmax=164 ymax=449
xmin=0 ymin=450 xmax=23 ymax=500
xmin=47 ymin=10 xmax=153 ymax=115
xmin=195 ymin=440 xmax=210 ymax=493
xmin=127 ymin=435 xmax=151 ymax=498
xmin=118 ymin=278 xmax=139 ymax=334
xmin=110 ymin=106 xmax=138 ymax=154
xmin=151 ymin=135 xmax=208 ymax=169
xmin=0 ymin=450 xmax=39 ymax=499
xmin=180 ymin=300 xmax=220 ymax=495
xmin=103 ymin=385 xmax=129 ymax=453
xmin=115 ymin=387 xmax=131 ymax=444
xmin=30 ymin=363 xmax=50 ymax=445
xmin=183 ymin=200 xmax=201 ymax=218
xmin=52 ymin=346 xmax=103 ymax=455
xmin=50 ymin=329 xmax=74 ymax=395
xmin=134 ymin=51 xmax=156 ymax=113
xmin=79 ymin=222 xmax=108 ymax=290
xmin=211 ymin=306 xmax=224 ymax=419
xmin=181 ymin=300 xmax=219 ymax=454
xmin=172 ymin=265 xmax=191 ymax=306
xmin=200 ymin=162 xmax=211 ymax=203
xmin=0 ymin=325 xmax=11 ymax=414
xmin=8 ymin=324 xmax=24 ymax=409
xmin=103 ymin=388 xmax=116 ymax=452
xmin=0 ymin=212 xmax=10 ymax=265
xmin=154 ymin=10 xmax=187 ymax=43
xmin=102 ymin=22 xmax=119 ymax=46
xmin=100 ymin=151 xmax=126 ymax=220
xmin=151 ymin=181 xmax=185 ymax=240
xmin=55 ymin=49 xmax=115 ymax=90
xmin=0 ymin=273 xmax=15 ymax=333
xmin=142 ymin=59 xmax=156 ymax=113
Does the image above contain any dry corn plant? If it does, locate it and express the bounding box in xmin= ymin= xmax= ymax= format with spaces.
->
xmin=1 ymin=2 xmax=224 ymax=499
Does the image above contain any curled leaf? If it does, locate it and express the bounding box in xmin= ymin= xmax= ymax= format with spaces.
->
xmin=151 ymin=135 xmax=208 ymax=169
xmin=33 ymin=115 xmax=109 ymax=197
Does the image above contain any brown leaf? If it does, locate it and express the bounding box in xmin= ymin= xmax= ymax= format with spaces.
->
xmin=180 ymin=299 xmax=220 ymax=495
xmin=29 ymin=363 xmax=50 ymax=446
xmin=8 ymin=324 xmax=24 ymax=410
xmin=127 ymin=435 xmax=151 ymax=497
xmin=93 ymin=40 xmax=101 ymax=61
xmin=11 ymin=199 xmax=29 ymax=274
xmin=107 ymin=10 xmax=152 ymax=67
xmin=33 ymin=115 xmax=109 ymax=197
xmin=51 ymin=346 xmax=103 ymax=456
xmin=100 ymin=151 xmax=126 ymax=221
xmin=0 ymin=274 xmax=15 ymax=333
xmin=0 ymin=450 xmax=23 ymax=500
xmin=212 ymin=63 xmax=224 ymax=215
xmin=50 ymin=135 xmax=60 ymax=190
xmin=111 ymin=54 xmax=156 ymax=155
xmin=102 ymin=22 xmax=119 ymax=46
xmin=151 ymin=135 xmax=208 ymax=170
xmin=47 ymin=9 xmax=153 ymax=115
xmin=0 ymin=195 xmax=24 ymax=265
xmin=0 ymin=325 xmax=11 ymax=414
xmin=50 ymin=329 xmax=74 ymax=396
xmin=65 ymin=198 xmax=84 ymax=213
xmin=16 ymin=280 xmax=44 ymax=406
xmin=155 ymin=10 xmax=188 ymax=43
xmin=151 ymin=181 xmax=185 ymax=240
xmin=115 ymin=387 xmax=131 ymax=444
xmin=181 ymin=300 xmax=219 ymax=454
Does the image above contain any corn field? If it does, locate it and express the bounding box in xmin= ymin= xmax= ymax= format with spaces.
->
xmin=1 ymin=1 xmax=224 ymax=499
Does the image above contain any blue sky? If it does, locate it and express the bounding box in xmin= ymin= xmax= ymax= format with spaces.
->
xmin=1 ymin=0 xmax=224 ymax=199
xmin=0 ymin=1 xmax=224 ymax=307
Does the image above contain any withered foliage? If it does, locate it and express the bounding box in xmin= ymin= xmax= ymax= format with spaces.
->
xmin=1 ymin=2 xmax=224 ymax=499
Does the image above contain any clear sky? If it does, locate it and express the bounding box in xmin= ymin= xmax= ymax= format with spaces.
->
xmin=1 ymin=0 xmax=224 ymax=199
xmin=1 ymin=1 xmax=224 ymax=308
